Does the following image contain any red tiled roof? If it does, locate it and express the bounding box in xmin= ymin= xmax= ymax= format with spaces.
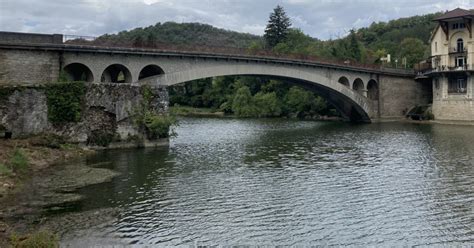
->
xmin=434 ymin=8 xmax=474 ymax=21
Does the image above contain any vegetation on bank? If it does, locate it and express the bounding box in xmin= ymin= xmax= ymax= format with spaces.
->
xmin=131 ymin=86 xmax=177 ymax=140
xmin=169 ymin=76 xmax=339 ymax=119
xmin=9 ymin=230 xmax=58 ymax=248
xmin=45 ymin=82 xmax=86 ymax=124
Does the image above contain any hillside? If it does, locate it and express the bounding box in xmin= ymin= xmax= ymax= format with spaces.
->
xmin=92 ymin=11 xmax=448 ymax=68
xmin=96 ymin=22 xmax=261 ymax=48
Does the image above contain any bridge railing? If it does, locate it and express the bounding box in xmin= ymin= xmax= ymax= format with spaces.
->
xmin=60 ymin=34 xmax=414 ymax=74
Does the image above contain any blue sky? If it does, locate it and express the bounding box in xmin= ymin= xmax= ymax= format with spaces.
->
xmin=0 ymin=0 xmax=472 ymax=40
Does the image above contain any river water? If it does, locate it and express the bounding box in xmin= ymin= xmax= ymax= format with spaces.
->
xmin=62 ymin=118 xmax=473 ymax=246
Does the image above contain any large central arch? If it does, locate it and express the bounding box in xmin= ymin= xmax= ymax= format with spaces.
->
xmin=138 ymin=63 xmax=375 ymax=122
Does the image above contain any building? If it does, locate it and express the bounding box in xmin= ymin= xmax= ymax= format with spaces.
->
xmin=426 ymin=8 xmax=474 ymax=121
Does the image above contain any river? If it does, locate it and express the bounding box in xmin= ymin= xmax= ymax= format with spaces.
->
xmin=60 ymin=118 xmax=473 ymax=246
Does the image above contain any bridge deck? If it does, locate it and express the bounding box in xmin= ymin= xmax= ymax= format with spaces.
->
xmin=0 ymin=41 xmax=415 ymax=78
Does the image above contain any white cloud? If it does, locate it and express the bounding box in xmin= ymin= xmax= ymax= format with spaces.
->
xmin=0 ymin=0 xmax=471 ymax=40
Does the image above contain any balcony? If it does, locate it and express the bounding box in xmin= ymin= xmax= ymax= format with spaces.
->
xmin=449 ymin=47 xmax=467 ymax=55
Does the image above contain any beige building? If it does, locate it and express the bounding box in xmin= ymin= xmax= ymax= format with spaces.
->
xmin=427 ymin=8 xmax=474 ymax=121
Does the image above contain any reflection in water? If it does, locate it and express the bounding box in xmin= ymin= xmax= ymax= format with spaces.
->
xmin=64 ymin=118 xmax=474 ymax=246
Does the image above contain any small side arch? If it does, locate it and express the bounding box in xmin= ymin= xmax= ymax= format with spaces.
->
xmin=367 ymin=79 xmax=379 ymax=101
xmin=338 ymin=76 xmax=350 ymax=87
xmin=101 ymin=64 xmax=132 ymax=83
xmin=63 ymin=63 xmax=94 ymax=82
xmin=139 ymin=64 xmax=165 ymax=80
xmin=353 ymin=78 xmax=365 ymax=95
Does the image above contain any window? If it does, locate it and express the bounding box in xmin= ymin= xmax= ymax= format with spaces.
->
xmin=453 ymin=23 xmax=459 ymax=29
xmin=457 ymin=38 xmax=464 ymax=52
xmin=435 ymin=42 xmax=438 ymax=53
xmin=448 ymin=76 xmax=467 ymax=94
xmin=460 ymin=23 xmax=466 ymax=29
xmin=456 ymin=57 xmax=465 ymax=67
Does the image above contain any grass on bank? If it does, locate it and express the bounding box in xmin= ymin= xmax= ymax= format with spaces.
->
xmin=0 ymin=149 xmax=29 ymax=176
xmin=170 ymin=105 xmax=225 ymax=117
xmin=10 ymin=230 xmax=59 ymax=248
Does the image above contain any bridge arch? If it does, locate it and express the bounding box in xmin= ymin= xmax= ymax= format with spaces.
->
xmin=138 ymin=64 xmax=374 ymax=122
xmin=101 ymin=64 xmax=132 ymax=83
xmin=63 ymin=63 xmax=94 ymax=82
xmin=338 ymin=76 xmax=350 ymax=87
xmin=367 ymin=79 xmax=379 ymax=101
xmin=353 ymin=78 xmax=365 ymax=95
xmin=139 ymin=64 xmax=165 ymax=80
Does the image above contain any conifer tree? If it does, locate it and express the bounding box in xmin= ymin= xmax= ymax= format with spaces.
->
xmin=264 ymin=5 xmax=292 ymax=48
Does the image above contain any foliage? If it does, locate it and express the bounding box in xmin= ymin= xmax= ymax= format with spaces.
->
xmin=264 ymin=5 xmax=292 ymax=48
xmin=0 ymin=163 xmax=12 ymax=176
xmin=399 ymin=38 xmax=427 ymax=68
xmin=45 ymin=82 xmax=86 ymax=124
xmin=10 ymin=230 xmax=59 ymax=248
xmin=97 ymin=22 xmax=261 ymax=49
xmin=144 ymin=114 xmax=177 ymax=140
xmin=253 ymin=92 xmax=281 ymax=117
xmin=10 ymin=149 xmax=29 ymax=173
xmin=231 ymin=86 xmax=257 ymax=117
xmin=131 ymin=86 xmax=177 ymax=140
xmin=170 ymin=76 xmax=333 ymax=119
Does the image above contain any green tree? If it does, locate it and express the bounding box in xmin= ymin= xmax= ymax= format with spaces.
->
xmin=348 ymin=29 xmax=362 ymax=61
xmin=264 ymin=5 xmax=292 ymax=48
xmin=232 ymin=86 xmax=257 ymax=117
xmin=285 ymin=86 xmax=314 ymax=114
xmin=399 ymin=38 xmax=426 ymax=68
xmin=253 ymin=92 xmax=281 ymax=117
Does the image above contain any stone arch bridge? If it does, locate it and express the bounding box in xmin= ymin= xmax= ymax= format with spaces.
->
xmin=0 ymin=32 xmax=431 ymax=123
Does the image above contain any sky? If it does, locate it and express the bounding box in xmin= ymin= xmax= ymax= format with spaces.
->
xmin=0 ymin=0 xmax=472 ymax=40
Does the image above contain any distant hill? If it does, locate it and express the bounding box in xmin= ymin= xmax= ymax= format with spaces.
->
xmin=93 ymin=11 xmax=448 ymax=66
xmin=356 ymin=12 xmax=442 ymax=56
xmin=96 ymin=22 xmax=261 ymax=48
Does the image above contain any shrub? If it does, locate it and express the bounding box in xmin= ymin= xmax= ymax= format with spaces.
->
xmin=131 ymin=85 xmax=178 ymax=140
xmin=0 ymin=163 xmax=12 ymax=176
xmin=10 ymin=149 xmax=28 ymax=173
xmin=45 ymin=82 xmax=86 ymax=124
xmin=144 ymin=114 xmax=177 ymax=140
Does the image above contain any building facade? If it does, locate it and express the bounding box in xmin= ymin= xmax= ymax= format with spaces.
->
xmin=428 ymin=8 xmax=474 ymax=121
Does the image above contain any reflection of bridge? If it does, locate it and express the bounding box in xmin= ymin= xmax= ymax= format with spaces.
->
xmin=0 ymin=32 xmax=431 ymax=122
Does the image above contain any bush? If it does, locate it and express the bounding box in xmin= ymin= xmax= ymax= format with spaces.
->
xmin=0 ymin=163 xmax=12 ymax=176
xmin=131 ymin=85 xmax=178 ymax=140
xmin=10 ymin=149 xmax=28 ymax=173
xmin=231 ymin=86 xmax=258 ymax=117
xmin=145 ymin=114 xmax=177 ymax=140
xmin=45 ymin=82 xmax=86 ymax=124
xmin=253 ymin=92 xmax=281 ymax=117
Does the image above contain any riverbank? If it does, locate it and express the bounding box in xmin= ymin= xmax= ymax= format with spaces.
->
xmin=0 ymin=137 xmax=107 ymax=247
xmin=170 ymin=105 xmax=344 ymax=121
xmin=170 ymin=106 xmax=225 ymax=117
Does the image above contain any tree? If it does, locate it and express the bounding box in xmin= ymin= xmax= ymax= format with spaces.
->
xmin=232 ymin=86 xmax=257 ymax=117
xmin=399 ymin=38 xmax=426 ymax=68
xmin=348 ymin=29 xmax=362 ymax=61
xmin=264 ymin=5 xmax=292 ymax=48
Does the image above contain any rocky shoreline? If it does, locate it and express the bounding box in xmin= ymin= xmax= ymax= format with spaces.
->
xmin=0 ymin=138 xmax=123 ymax=246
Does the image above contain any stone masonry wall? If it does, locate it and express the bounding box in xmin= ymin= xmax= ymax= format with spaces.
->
xmin=0 ymin=49 xmax=60 ymax=85
xmin=378 ymin=75 xmax=432 ymax=118
xmin=0 ymin=83 xmax=169 ymax=144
